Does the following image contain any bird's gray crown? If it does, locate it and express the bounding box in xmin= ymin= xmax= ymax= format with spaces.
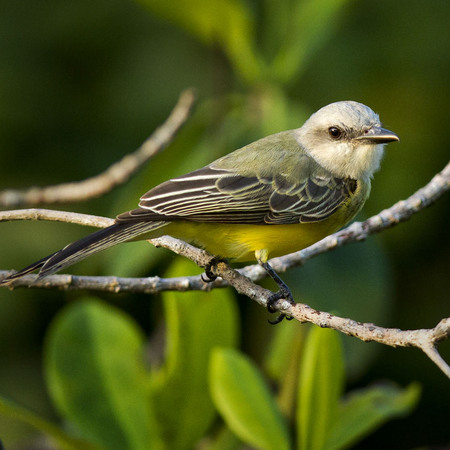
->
xmin=306 ymin=101 xmax=381 ymax=133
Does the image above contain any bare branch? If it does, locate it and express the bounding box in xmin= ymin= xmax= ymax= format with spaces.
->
xmin=0 ymin=209 xmax=114 ymax=228
xmin=0 ymin=271 xmax=212 ymax=294
xmin=285 ymin=307 xmax=450 ymax=379
xmin=0 ymin=89 xmax=197 ymax=209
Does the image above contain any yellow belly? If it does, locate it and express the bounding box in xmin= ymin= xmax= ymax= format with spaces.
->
xmin=161 ymin=218 xmax=343 ymax=262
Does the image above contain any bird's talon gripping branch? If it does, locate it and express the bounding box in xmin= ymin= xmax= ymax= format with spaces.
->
xmin=258 ymin=258 xmax=296 ymax=324
xmin=266 ymin=287 xmax=295 ymax=324
xmin=266 ymin=290 xmax=289 ymax=312
xmin=201 ymin=274 xmax=213 ymax=283
xmin=201 ymin=272 xmax=216 ymax=283
xmin=201 ymin=256 xmax=226 ymax=283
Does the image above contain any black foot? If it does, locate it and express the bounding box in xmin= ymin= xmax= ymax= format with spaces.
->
xmin=201 ymin=256 xmax=226 ymax=283
xmin=267 ymin=288 xmax=295 ymax=324
xmin=268 ymin=313 xmax=294 ymax=325
xmin=260 ymin=261 xmax=295 ymax=325
xmin=266 ymin=287 xmax=292 ymax=312
xmin=268 ymin=314 xmax=294 ymax=325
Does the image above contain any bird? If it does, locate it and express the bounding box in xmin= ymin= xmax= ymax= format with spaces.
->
xmin=1 ymin=101 xmax=399 ymax=319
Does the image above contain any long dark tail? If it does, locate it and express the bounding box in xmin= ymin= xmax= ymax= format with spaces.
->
xmin=1 ymin=221 xmax=166 ymax=283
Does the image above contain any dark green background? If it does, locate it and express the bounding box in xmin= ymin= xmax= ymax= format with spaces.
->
xmin=0 ymin=0 xmax=449 ymax=448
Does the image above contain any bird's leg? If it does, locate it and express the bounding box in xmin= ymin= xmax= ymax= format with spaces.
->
xmin=261 ymin=261 xmax=295 ymax=307
xmin=201 ymin=256 xmax=226 ymax=283
xmin=256 ymin=250 xmax=295 ymax=324
xmin=262 ymin=262 xmax=295 ymax=325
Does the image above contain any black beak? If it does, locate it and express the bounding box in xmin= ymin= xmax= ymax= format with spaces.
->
xmin=356 ymin=126 xmax=400 ymax=144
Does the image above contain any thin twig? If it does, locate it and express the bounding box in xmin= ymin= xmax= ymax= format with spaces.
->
xmin=0 ymin=89 xmax=197 ymax=208
xmin=0 ymin=209 xmax=114 ymax=228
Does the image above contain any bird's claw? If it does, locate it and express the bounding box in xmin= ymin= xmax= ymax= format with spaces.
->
xmin=201 ymin=256 xmax=226 ymax=283
xmin=201 ymin=272 xmax=216 ymax=283
xmin=267 ymin=287 xmax=295 ymax=325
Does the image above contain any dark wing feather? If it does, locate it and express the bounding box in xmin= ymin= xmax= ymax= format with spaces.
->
xmin=116 ymin=166 xmax=357 ymax=225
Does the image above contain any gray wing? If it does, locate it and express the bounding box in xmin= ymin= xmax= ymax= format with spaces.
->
xmin=116 ymin=165 xmax=357 ymax=225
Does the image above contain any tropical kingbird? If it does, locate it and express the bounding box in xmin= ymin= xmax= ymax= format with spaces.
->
xmin=1 ymin=101 xmax=399 ymax=315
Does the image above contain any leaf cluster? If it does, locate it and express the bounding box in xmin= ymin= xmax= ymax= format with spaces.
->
xmin=0 ymin=259 xmax=419 ymax=450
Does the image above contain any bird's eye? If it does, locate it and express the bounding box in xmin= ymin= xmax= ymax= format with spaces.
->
xmin=328 ymin=127 xmax=342 ymax=139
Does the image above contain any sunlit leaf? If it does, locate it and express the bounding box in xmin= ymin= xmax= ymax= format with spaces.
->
xmin=297 ymin=327 xmax=344 ymax=450
xmin=210 ymin=348 xmax=290 ymax=450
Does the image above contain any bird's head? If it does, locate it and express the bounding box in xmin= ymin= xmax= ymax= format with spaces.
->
xmin=295 ymin=101 xmax=399 ymax=180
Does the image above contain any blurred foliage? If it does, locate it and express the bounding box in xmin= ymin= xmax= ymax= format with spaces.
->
xmin=0 ymin=309 xmax=420 ymax=450
xmin=0 ymin=0 xmax=449 ymax=448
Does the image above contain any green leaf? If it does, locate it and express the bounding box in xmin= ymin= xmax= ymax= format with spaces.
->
xmin=297 ymin=327 xmax=344 ymax=450
xmin=0 ymin=395 xmax=98 ymax=450
xmin=44 ymin=299 xmax=161 ymax=450
xmin=270 ymin=0 xmax=352 ymax=83
xmin=137 ymin=0 xmax=263 ymax=83
xmin=210 ymin=348 xmax=290 ymax=450
xmin=151 ymin=258 xmax=239 ymax=450
xmin=324 ymin=383 xmax=421 ymax=450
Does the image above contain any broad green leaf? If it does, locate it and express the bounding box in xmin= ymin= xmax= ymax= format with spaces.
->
xmin=151 ymin=258 xmax=239 ymax=450
xmin=270 ymin=0 xmax=351 ymax=83
xmin=0 ymin=395 xmax=98 ymax=450
xmin=210 ymin=348 xmax=290 ymax=450
xmin=297 ymin=327 xmax=344 ymax=450
xmin=44 ymin=299 xmax=161 ymax=450
xmin=324 ymin=383 xmax=421 ymax=450
xmin=137 ymin=0 xmax=263 ymax=83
